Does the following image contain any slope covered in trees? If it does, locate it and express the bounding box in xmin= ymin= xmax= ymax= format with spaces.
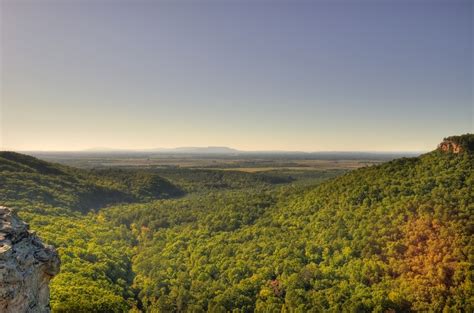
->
xmin=0 ymin=151 xmax=183 ymax=211
xmin=0 ymin=134 xmax=472 ymax=312
xmin=104 ymin=145 xmax=473 ymax=312
xmin=0 ymin=151 xmax=323 ymax=312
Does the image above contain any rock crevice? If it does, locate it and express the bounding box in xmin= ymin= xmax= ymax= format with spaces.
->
xmin=0 ymin=206 xmax=60 ymax=313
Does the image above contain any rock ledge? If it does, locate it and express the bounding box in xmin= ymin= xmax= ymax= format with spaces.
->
xmin=0 ymin=206 xmax=60 ymax=313
xmin=438 ymin=140 xmax=464 ymax=153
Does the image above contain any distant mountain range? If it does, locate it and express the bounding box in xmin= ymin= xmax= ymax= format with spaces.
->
xmin=20 ymin=146 xmax=425 ymax=162
xmin=81 ymin=146 xmax=422 ymax=156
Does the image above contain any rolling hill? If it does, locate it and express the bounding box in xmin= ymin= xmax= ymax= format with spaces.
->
xmin=0 ymin=151 xmax=183 ymax=212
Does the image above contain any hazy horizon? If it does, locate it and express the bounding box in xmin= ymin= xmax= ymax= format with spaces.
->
xmin=1 ymin=0 xmax=472 ymax=151
xmin=12 ymin=145 xmax=428 ymax=153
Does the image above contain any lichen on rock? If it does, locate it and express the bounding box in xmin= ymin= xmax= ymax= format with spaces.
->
xmin=0 ymin=206 xmax=60 ymax=313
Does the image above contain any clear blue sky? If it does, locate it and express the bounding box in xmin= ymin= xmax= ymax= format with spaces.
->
xmin=1 ymin=0 xmax=472 ymax=151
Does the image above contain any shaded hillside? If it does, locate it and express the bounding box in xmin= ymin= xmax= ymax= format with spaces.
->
xmin=0 ymin=152 xmax=302 ymax=211
xmin=0 ymin=151 xmax=183 ymax=212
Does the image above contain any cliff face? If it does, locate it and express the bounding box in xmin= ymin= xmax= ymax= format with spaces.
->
xmin=438 ymin=134 xmax=474 ymax=154
xmin=438 ymin=140 xmax=464 ymax=153
xmin=0 ymin=206 xmax=60 ymax=313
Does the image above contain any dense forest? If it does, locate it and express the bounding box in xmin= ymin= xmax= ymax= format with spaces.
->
xmin=0 ymin=134 xmax=472 ymax=312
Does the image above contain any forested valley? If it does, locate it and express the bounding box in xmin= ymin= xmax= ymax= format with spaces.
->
xmin=0 ymin=134 xmax=472 ymax=312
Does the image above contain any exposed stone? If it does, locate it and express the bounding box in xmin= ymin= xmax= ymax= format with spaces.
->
xmin=0 ymin=206 xmax=60 ymax=313
xmin=438 ymin=140 xmax=464 ymax=154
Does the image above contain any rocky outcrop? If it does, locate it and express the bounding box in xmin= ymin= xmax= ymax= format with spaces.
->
xmin=0 ymin=206 xmax=60 ymax=313
xmin=438 ymin=140 xmax=464 ymax=153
